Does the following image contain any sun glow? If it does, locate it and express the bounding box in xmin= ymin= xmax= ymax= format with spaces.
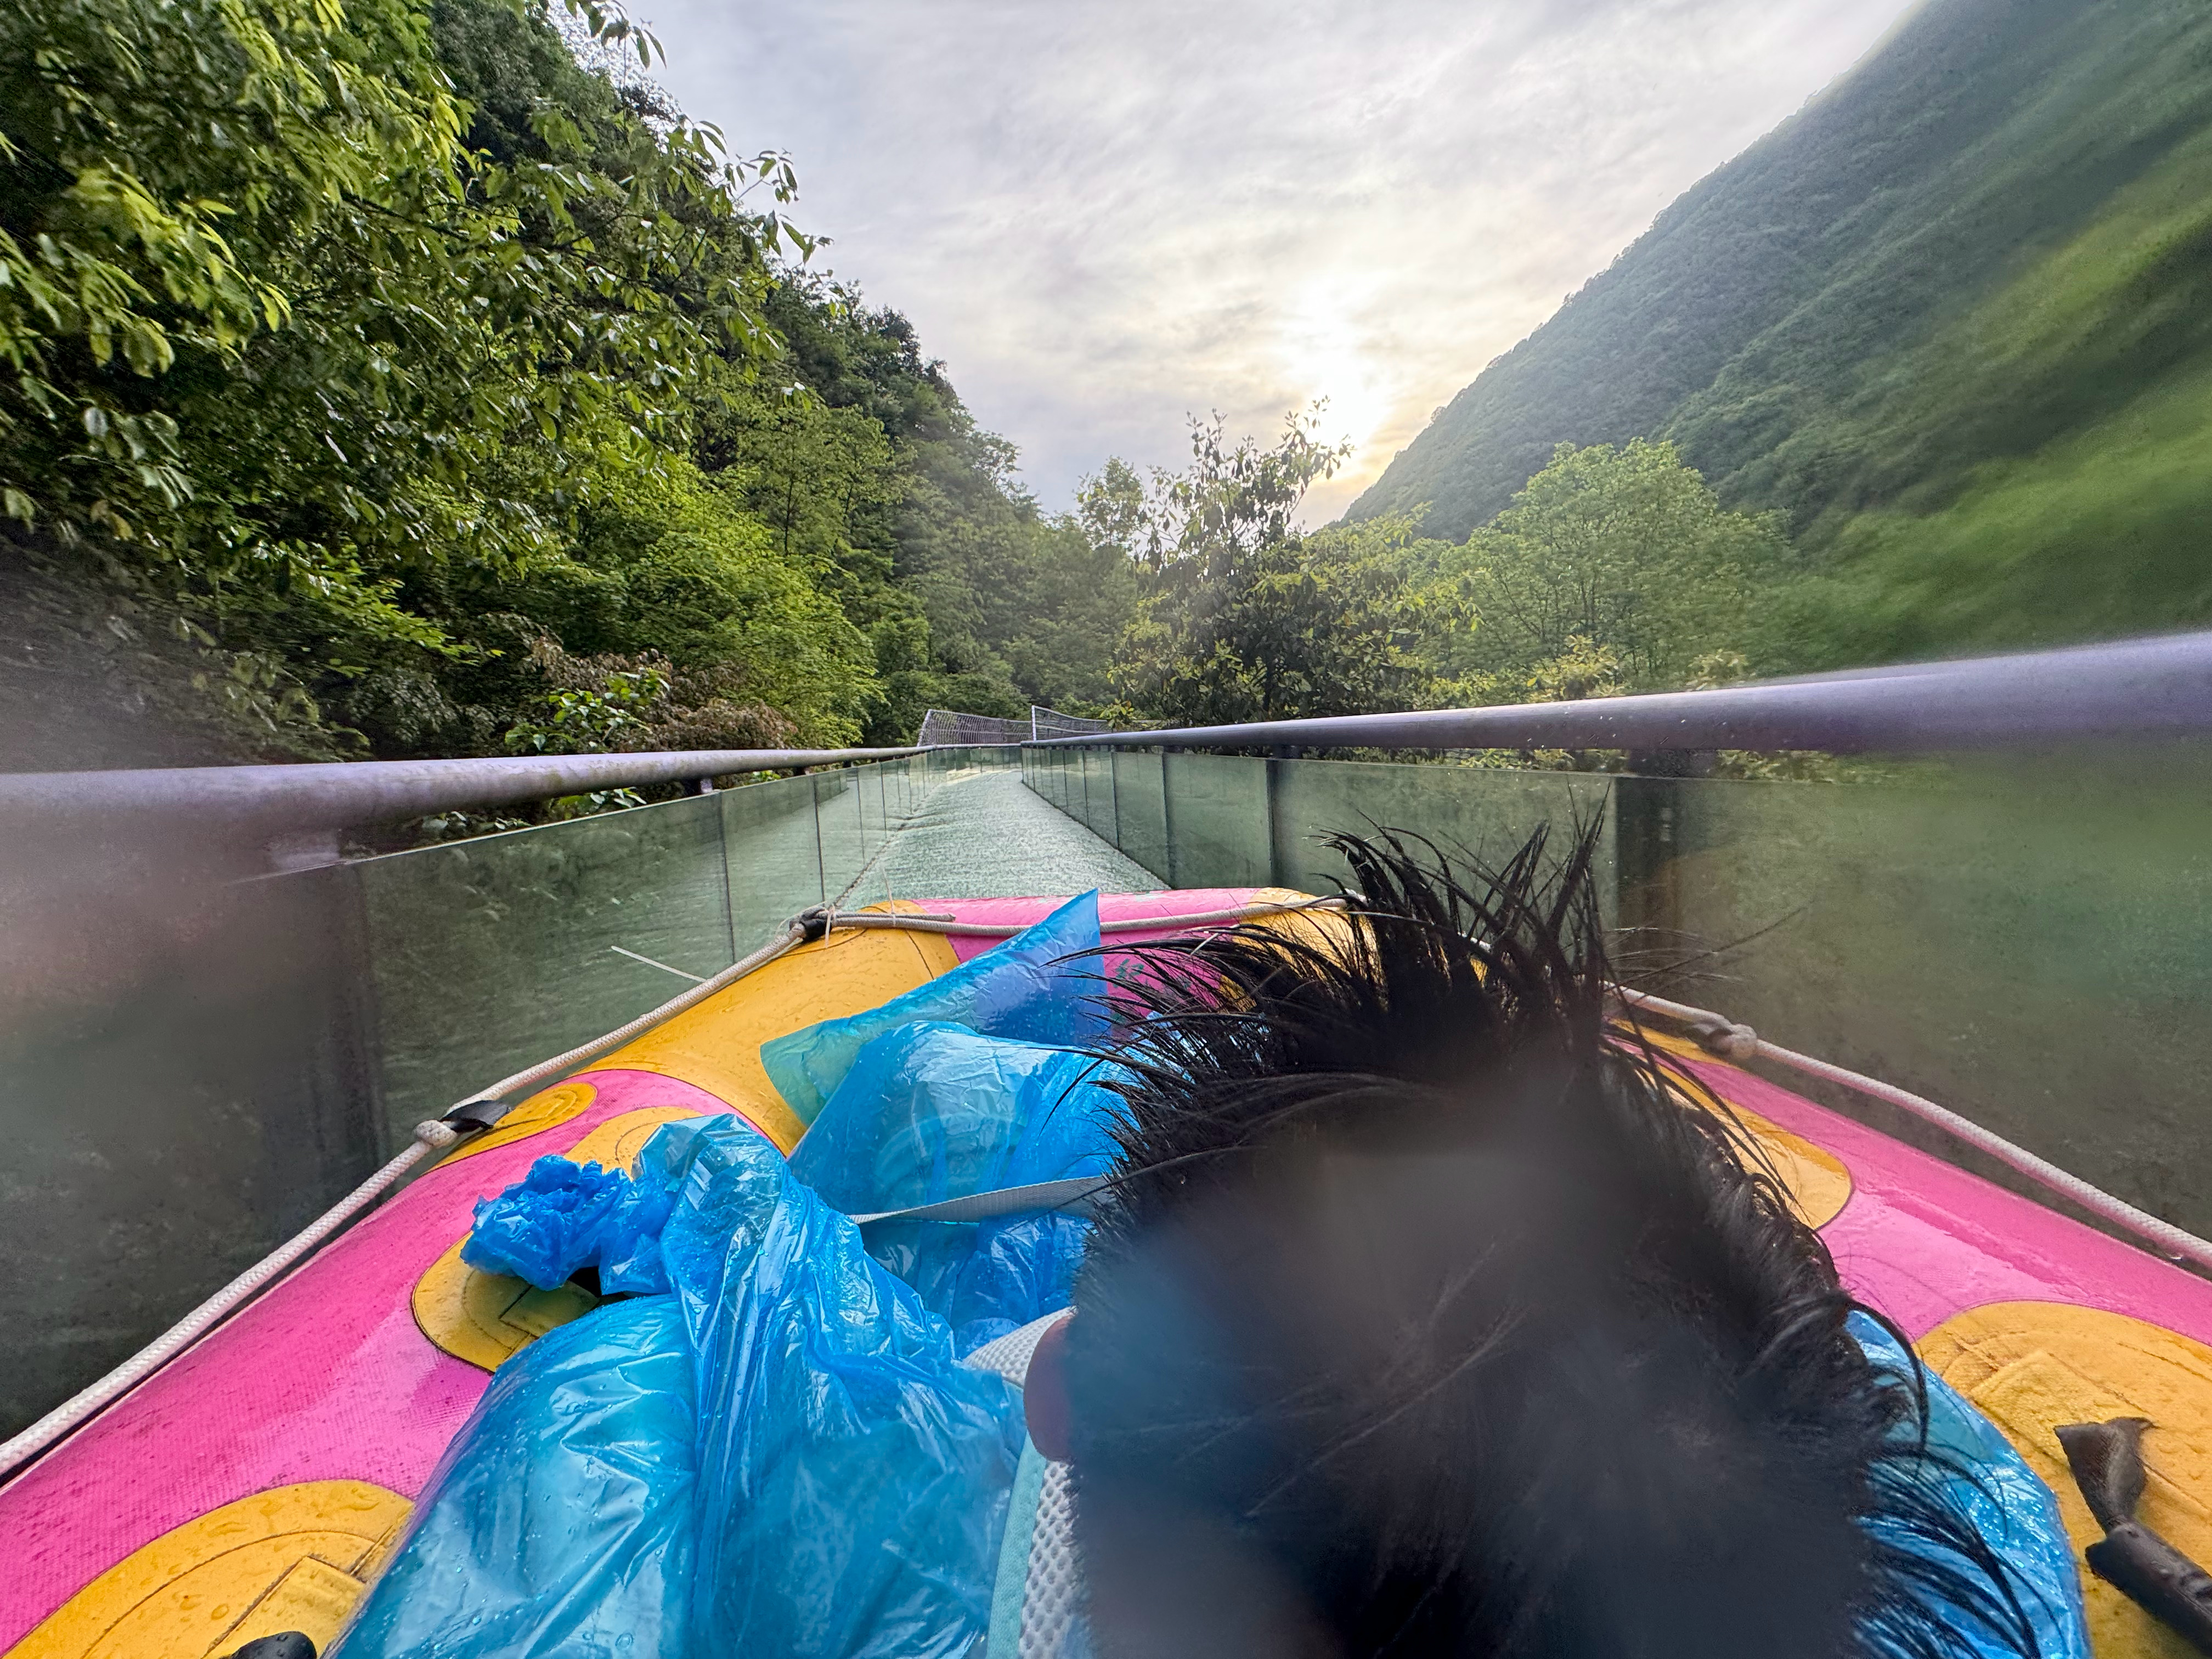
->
xmin=1270 ymin=284 xmax=1409 ymax=523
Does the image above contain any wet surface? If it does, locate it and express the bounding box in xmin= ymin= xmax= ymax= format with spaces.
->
xmin=845 ymin=769 xmax=1163 ymax=903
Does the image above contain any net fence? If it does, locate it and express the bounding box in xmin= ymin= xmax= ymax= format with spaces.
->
xmin=916 ymin=709 xmax=1030 ymax=746
xmin=1029 ymin=706 xmax=1110 ymax=741
xmin=916 ymin=706 xmax=1114 ymax=746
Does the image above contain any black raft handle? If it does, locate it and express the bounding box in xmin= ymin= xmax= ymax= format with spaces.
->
xmin=2057 ymin=1417 xmax=2212 ymax=1655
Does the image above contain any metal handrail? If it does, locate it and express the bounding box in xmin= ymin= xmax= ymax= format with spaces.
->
xmin=12 ymin=630 xmax=2208 ymax=842
xmin=0 ymin=746 xmax=924 ymax=838
xmin=1025 ymin=631 xmax=2212 ymax=755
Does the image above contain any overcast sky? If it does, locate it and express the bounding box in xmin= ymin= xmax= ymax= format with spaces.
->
xmin=643 ymin=0 xmax=1916 ymax=523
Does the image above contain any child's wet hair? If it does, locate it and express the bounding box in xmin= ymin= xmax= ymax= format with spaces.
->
xmin=1065 ymin=826 xmax=2041 ymax=1659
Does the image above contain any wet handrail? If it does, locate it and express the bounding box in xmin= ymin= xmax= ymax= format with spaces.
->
xmin=0 ymin=746 xmax=925 ymax=838
xmin=1028 ymin=630 xmax=2212 ymax=755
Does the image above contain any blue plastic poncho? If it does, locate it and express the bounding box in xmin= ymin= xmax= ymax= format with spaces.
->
xmin=759 ymin=890 xmax=1108 ymax=1126
xmin=1852 ymin=1313 xmax=2089 ymax=1659
xmin=791 ymin=1019 xmax=1125 ymax=1214
xmin=790 ymin=1020 xmax=1126 ymax=1350
xmin=334 ymin=1295 xmax=699 ymax=1652
xmin=661 ymin=1118 xmax=1025 ymax=1656
xmin=338 ymin=1115 xmax=1026 ymax=1659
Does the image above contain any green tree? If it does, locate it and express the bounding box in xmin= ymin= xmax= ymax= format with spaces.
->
xmin=1430 ymin=439 xmax=1788 ymax=696
xmin=1 ymin=0 xmax=805 ymax=754
xmin=0 ymin=0 xmax=1139 ymax=772
xmin=1108 ymin=410 xmax=1433 ymax=725
xmin=997 ymin=519 xmax=1140 ymax=712
xmin=718 ymin=276 xmax=1139 ymax=742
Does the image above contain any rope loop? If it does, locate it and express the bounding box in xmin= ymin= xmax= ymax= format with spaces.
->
xmin=1689 ymin=1018 xmax=1760 ymax=1062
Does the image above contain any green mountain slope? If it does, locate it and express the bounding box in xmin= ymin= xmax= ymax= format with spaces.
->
xmin=1347 ymin=0 xmax=2212 ymax=656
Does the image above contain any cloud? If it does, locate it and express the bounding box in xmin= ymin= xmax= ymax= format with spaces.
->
xmin=645 ymin=0 xmax=1912 ymax=523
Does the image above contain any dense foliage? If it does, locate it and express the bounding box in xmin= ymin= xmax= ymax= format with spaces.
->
xmin=1346 ymin=0 xmax=2212 ymax=665
xmin=0 ymin=0 xmax=1135 ymax=770
xmin=1094 ymin=417 xmax=1781 ymax=732
xmin=1426 ymin=439 xmax=1786 ymax=698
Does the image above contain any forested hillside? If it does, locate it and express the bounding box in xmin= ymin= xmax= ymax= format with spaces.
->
xmin=0 ymin=0 xmax=1131 ymax=771
xmin=1346 ymin=0 xmax=2212 ymax=663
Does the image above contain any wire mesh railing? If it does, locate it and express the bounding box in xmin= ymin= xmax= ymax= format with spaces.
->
xmin=1029 ymin=705 xmax=1111 ymax=741
xmin=917 ymin=706 xmax=1115 ymax=745
xmin=916 ymin=708 xmax=1031 ymax=746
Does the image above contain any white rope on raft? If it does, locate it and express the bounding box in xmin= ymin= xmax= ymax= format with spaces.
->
xmin=0 ymin=894 xmax=1341 ymax=1484
xmin=1616 ymin=985 xmax=2212 ymax=1277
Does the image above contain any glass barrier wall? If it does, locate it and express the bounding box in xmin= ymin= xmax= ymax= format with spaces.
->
xmin=8 ymin=737 xmax=2200 ymax=1438
xmin=359 ymin=747 xmax=1022 ymax=1142
xmin=1021 ymin=742 xmax=2212 ymax=1239
xmin=0 ymin=746 xmax=1020 ymax=1434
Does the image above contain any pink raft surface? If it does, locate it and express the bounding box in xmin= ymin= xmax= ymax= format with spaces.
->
xmin=8 ymin=887 xmax=2212 ymax=1646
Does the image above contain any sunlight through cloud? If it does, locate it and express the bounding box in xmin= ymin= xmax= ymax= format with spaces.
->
xmin=644 ymin=0 xmax=1914 ymax=523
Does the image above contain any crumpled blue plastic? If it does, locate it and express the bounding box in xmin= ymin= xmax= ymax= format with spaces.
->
xmin=788 ymin=1019 xmax=1125 ymax=1350
xmin=792 ymin=1020 xmax=1127 ymax=1213
xmin=460 ymin=1015 xmax=1127 ymax=1344
xmin=937 ymin=1211 xmax=1093 ymax=1355
xmin=760 ymin=891 xmax=1108 ymax=1127
xmin=334 ymin=1115 xmax=1026 ymax=1659
xmin=332 ymin=1295 xmax=698 ymax=1656
xmin=661 ymin=1117 xmax=1026 ymax=1656
xmin=460 ymin=1144 xmax=680 ymax=1294
xmin=1852 ymin=1313 xmax=2090 ymax=1659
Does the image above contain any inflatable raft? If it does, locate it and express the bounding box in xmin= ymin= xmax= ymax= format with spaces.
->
xmin=5 ymin=887 xmax=2212 ymax=1659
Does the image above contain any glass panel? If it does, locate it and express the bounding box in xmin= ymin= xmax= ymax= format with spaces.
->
xmin=1109 ymin=749 xmax=1170 ymax=881
xmin=357 ymin=791 xmax=734 ymax=1145
xmin=719 ymin=771 xmax=827 ymax=951
xmin=0 ymin=860 xmax=379 ymax=1434
xmin=1069 ymin=748 xmax=1092 ymax=830
xmin=843 ymin=762 xmax=910 ymax=911
xmin=1628 ymin=749 xmax=2212 ymax=1233
xmin=1081 ymin=748 xmax=1118 ymax=843
xmin=861 ymin=764 xmax=888 ymax=854
xmin=1160 ymin=752 xmax=1272 ymax=887
xmin=813 ymin=770 xmax=866 ymax=902
xmin=1031 ymin=742 xmax=2212 ymax=1231
xmin=1269 ymin=760 xmax=1618 ymax=923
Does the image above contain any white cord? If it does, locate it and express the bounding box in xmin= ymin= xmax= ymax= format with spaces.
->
xmin=0 ymin=895 xmax=1330 ymax=1483
xmin=1616 ymin=986 xmax=2212 ymax=1275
